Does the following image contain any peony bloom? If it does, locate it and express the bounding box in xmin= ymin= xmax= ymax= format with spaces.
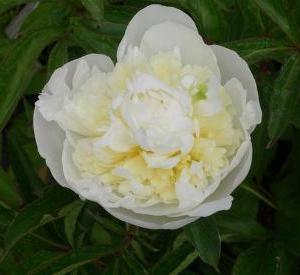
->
xmin=34 ymin=5 xmax=261 ymax=229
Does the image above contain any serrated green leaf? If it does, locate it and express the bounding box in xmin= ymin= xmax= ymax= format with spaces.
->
xmin=184 ymin=217 xmax=220 ymax=270
xmin=268 ymin=54 xmax=300 ymax=141
xmin=0 ymin=27 xmax=64 ymax=131
xmin=47 ymin=40 xmax=68 ymax=78
xmin=64 ymin=200 xmax=85 ymax=247
xmin=81 ymin=0 xmax=104 ymax=23
xmin=37 ymin=245 xmax=118 ymax=275
xmin=254 ymin=0 xmax=300 ymax=43
xmin=1 ymin=186 xmax=76 ymax=262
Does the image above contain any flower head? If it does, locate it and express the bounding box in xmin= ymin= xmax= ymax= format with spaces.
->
xmin=34 ymin=5 xmax=261 ymax=229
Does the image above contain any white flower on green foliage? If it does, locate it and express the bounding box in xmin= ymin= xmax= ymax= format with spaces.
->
xmin=34 ymin=5 xmax=262 ymax=229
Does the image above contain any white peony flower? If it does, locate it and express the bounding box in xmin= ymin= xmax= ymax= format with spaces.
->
xmin=34 ymin=5 xmax=262 ymax=229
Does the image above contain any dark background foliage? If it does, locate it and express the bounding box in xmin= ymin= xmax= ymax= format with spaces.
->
xmin=0 ymin=0 xmax=299 ymax=274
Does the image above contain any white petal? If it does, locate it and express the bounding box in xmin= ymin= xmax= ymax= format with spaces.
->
xmin=225 ymin=78 xmax=261 ymax=131
xmin=64 ymin=54 xmax=114 ymax=89
xmin=140 ymin=21 xmax=220 ymax=76
xmin=72 ymin=59 xmax=90 ymax=89
xmin=104 ymin=206 xmax=198 ymax=230
xmin=142 ymin=152 xmax=180 ymax=169
xmin=186 ymin=196 xmax=233 ymax=217
xmin=117 ymin=4 xmax=197 ymax=61
xmin=197 ymin=75 xmax=222 ymax=116
xmin=211 ymin=45 xmax=262 ymax=130
xmin=224 ymin=78 xmax=247 ymax=117
xmin=33 ymin=109 xmax=68 ymax=187
xmin=61 ymin=139 xmax=122 ymax=208
xmin=96 ymin=118 xmax=136 ymax=152
xmin=124 ymin=139 xmax=251 ymax=218
xmin=196 ymin=143 xmax=252 ymax=208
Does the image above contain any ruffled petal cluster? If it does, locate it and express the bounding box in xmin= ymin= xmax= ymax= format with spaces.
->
xmin=34 ymin=5 xmax=261 ymax=229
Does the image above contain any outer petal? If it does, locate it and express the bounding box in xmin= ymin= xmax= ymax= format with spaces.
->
xmin=63 ymin=54 xmax=114 ymax=89
xmin=37 ymin=54 xmax=114 ymax=123
xmin=104 ymin=206 xmax=198 ymax=230
xmin=140 ymin=22 xmax=220 ymax=76
xmin=33 ymin=109 xmax=68 ymax=187
xmin=35 ymin=54 xmax=114 ymax=183
xmin=117 ymin=4 xmax=197 ymax=61
xmin=175 ymin=143 xmax=252 ymax=218
xmin=206 ymin=143 xmax=253 ymax=199
xmin=211 ymin=45 xmax=262 ymax=130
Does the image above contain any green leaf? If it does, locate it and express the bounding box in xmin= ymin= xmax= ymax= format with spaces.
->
xmin=87 ymin=210 xmax=125 ymax=235
xmin=21 ymin=0 xmax=71 ymax=34
xmin=81 ymin=0 xmax=104 ymax=23
xmin=268 ymin=54 xmax=300 ymax=141
xmin=37 ymin=245 xmax=118 ymax=274
xmin=232 ymin=244 xmax=298 ymax=275
xmin=179 ymin=0 xmax=227 ymax=42
xmin=9 ymin=127 xmax=44 ymax=200
xmin=122 ymin=251 xmax=147 ymax=275
xmin=64 ymin=200 xmax=85 ymax=247
xmin=104 ymin=4 xmax=138 ymax=25
xmin=71 ymin=20 xmax=118 ymax=60
xmin=14 ymin=250 xmax=65 ymax=274
xmin=237 ymin=0 xmax=265 ymax=37
xmin=222 ymin=38 xmax=293 ymax=64
xmin=215 ymin=216 xmax=269 ymax=242
xmin=0 ymin=167 xmax=23 ymax=208
xmin=0 ymin=27 xmax=64 ymax=131
xmin=271 ymin=174 xmax=300 ymax=217
xmin=25 ymin=68 xmax=47 ymax=95
xmin=47 ymin=40 xmax=68 ymax=78
xmin=184 ymin=217 xmax=220 ymax=270
xmin=90 ymin=223 xmax=111 ymax=245
xmin=1 ymin=186 xmax=76 ymax=261
xmin=0 ymin=0 xmax=32 ymax=14
xmin=254 ymin=0 xmax=300 ymax=43
xmin=151 ymin=243 xmax=197 ymax=275
xmin=276 ymin=215 xmax=300 ymax=256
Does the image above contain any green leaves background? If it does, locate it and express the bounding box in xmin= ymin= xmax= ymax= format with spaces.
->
xmin=0 ymin=0 xmax=300 ymax=274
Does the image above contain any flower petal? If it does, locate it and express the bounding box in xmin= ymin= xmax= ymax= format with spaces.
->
xmin=140 ymin=21 xmax=220 ymax=76
xmin=186 ymin=196 xmax=233 ymax=217
xmin=33 ymin=109 xmax=68 ymax=187
xmin=104 ymin=206 xmax=198 ymax=230
xmin=211 ymin=45 xmax=262 ymax=130
xmin=191 ymin=143 xmax=252 ymax=213
xmin=117 ymin=4 xmax=197 ymax=61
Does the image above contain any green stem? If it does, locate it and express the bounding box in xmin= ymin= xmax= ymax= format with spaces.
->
xmin=241 ymin=185 xmax=277 ymax=210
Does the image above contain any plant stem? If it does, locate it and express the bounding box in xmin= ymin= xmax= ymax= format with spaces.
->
xmin=241 ymin=185 xmax=277 ymax=210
